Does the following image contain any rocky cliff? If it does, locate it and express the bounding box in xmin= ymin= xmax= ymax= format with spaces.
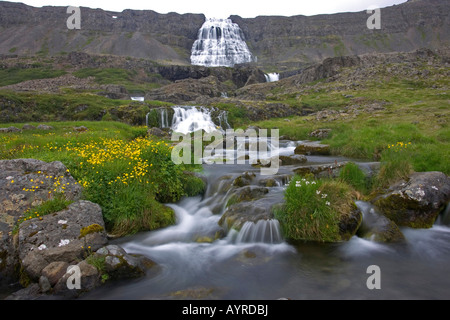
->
xmin=0 ymin=0 xmax=448 ymax=70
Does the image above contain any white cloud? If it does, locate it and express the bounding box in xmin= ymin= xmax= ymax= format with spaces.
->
xmin=4 ymin=0 xmax=408 ymax=18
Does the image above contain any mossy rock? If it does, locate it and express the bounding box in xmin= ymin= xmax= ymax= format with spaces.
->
xmin=79 ymin=224 xmax=104 ymax=239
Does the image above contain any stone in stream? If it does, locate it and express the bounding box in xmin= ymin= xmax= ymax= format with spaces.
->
xmin=294 ymin=141 xmax=330 ymax=156
xmin=374 ymin=171 xmax=450 ymax=228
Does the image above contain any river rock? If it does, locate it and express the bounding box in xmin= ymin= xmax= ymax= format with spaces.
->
xmin=374 ymin=172 xmax=450 ymax=228
xmin=93 ymin=244 xmax=157 ymax=280
xmin=293 ymin=161 xmax=348 ymax=178
xmin=356 ymin=202 xmax=405 ymax=242
xmin=294 ymin=141 xmax=330 ymax=155
xmin=279 ymin=155 xmax=307 ymax=166
xmin=17 ymin=200 xmax=108 ymax=280
xmin=219 ymin=190 xmax=285 ymax=231
xmin=339 ymin=209 xmax=363 ymax=241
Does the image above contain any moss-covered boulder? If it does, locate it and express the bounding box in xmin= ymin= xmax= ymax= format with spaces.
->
xmin=294 ymin=141 xmax=330 ymax=156
xmin=374 ymin=172 xmax=450 ymax=229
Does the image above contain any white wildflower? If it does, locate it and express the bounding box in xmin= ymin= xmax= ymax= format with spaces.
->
xmin=321 ymin=194 xmax=328 ymax=199
xmin=58 ymin=220 xmax=68 ymax=225
xmin=38 ymin=244 xmax=47 ymax=251
xmin=316 ymin=190 xmax=321 ymax=195
xmin=326 ymin=201 xmax=331 ymax=206
xmin=58 ymin=239 xmax=70 ymax=247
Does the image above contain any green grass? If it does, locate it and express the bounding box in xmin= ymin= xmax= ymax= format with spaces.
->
xmin=73 ymin=68 xmax=162 ymax=92
xmin=252 ymin=76 xmax=450 ymax=175
xmin=0 ymin=67 xmax=66 ymax=87
xmin=1 ymin=121 xmax=201 ymax=236
xmin=275 ymin=175 xmax=356 ymax=243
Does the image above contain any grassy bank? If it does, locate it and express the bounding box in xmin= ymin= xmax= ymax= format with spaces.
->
xmin=0 ymin=121 xmax=204 ymax=236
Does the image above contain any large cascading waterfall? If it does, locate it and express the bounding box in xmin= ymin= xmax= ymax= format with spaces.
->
xmin=190 ymin=18 xmax=254 ymax=67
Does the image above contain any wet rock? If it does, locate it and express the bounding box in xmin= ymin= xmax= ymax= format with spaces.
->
xmin=294 ymin=141 xmax=330 ymax=155
xmin=53 ymin=260 xmax=101 ymax=297
xmin=374 ymin=172 xmax=450 ymax=228
xmin=5 ymin=283 xmax=42 ymax=300
xmin=339 ymin=209 xmax=363 ymax=241
xmin=293 ymin=161 xmax=348 ymax=178
xmin=93 ymin=244 xmax=157 ymax=279
xmin=357 ymin=202 xmax=405 ymax=242
xmin=279 ymin=155 xmax=307 ymax=166
xmin=227 ymin=186 xmax=269 ymax=206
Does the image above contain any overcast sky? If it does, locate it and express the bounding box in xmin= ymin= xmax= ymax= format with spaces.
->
xmin=4 ymin=0 xmax=408 ymax=18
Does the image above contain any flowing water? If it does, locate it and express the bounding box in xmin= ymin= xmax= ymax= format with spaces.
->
xmin=83 ymin=108 xmax=450 ymax=300
xmin=190 ymin=18 xmax=254 ymax=67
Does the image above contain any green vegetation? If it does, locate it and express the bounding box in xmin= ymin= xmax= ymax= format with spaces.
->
xmin=14 ymin=193 xmax=73 ymax=233
xmin=339 ymin=162 xmax=370 ymax=194
xmin=0 ymin=67 xmax=66 ymax=87
xmin=73 ymin=68 xmax=163 ymax=92
xmin=275 ymin=175 xmax=356 ymax=242
xmin=1 ymin=121 xmax=201 ymax=236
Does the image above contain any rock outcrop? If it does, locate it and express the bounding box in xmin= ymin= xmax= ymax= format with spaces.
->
xmin=374 ymin=172 xmax=450 ymax=228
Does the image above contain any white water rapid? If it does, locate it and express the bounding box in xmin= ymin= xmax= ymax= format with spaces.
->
xmin=264 ymin=73 xmax=280 ymax=82
xmin=190 ymin=18 xmax=254 ymax=67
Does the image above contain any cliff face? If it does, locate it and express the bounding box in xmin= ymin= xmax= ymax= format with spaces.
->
xmin=0 ymin=2 xmax=205 ymax=64
xmin=0 ymin=0 xmax=448 ymax=69
xmin=231 ymin=0 xmax=450 ymax=70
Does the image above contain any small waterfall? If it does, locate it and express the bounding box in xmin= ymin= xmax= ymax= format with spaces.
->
xmin=159 ymin=108 xmax=170 ymax=129
xmin=171 ymin=106 xmax=220 ymax=134
xmin=228 ymin=220 xmax=284 ymax=244
xmin=264 ymin=73 xmax=280 ymax=82
xmin=170 ymin=106 xmax=231 ymax=134
xmin=190 ymin=18 xmax=254 ymax=67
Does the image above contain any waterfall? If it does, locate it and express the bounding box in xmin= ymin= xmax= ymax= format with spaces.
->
xmin=264 ymin=73 xmax=280 ymax=82
xmin=171 ymin=106 xmax=220 ymax=134
xmin=228 ymin=220 xmax=284 ymax=244
xmin=170 ymin=106 xmax=230 ymax=134
xmin=190 ymin=18 xmax=254 ymax=67
xmin=159 ymin=108 xmax=170 ymax=128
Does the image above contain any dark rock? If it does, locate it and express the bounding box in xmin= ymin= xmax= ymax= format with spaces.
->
xmin=53 ymin=260 xmax=101 ymax=297
xmin=339 ymin=208 xmax=363 ymax=241
xmin=294 ymin=141 xmax=330 ymax=155
xmin=279 ymin=154 xmax=307 ymax=166
xmin=356 ymin=201 xmax=405 ymax=242
xmin=148 ymin=127 xmax=169 ymax=138
xmin=94 ymin=245 xmax=157 ymax=279
xmin=374 ymin=172 xmax=450 ymax=228
xmin=4 ymin=283 xmax=42 ymax=300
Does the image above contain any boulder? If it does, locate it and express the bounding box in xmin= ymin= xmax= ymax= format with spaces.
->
xmin=374 ymin=172 xmax=450 ymax=228
xmin=36 ymin=124 xmax=54 ymax=130
xmin=294 ymin=141 xmax=330 ymax=155
xmin=93 ymin=244 xmax=157 ymax=280
xmin=356 ymin=201 xmax=405 ymax=242
xmin=339 ymin=209 xmax=363 ymax=241
xmin=279 ymin=155 xmax=307 ymax=166
xmin=17 ymin=200 xmax=108 ymax=280
xmin=0 ymin=159 xmax=83 ymax=279
xmin=310 ymin=129 xmax=332 ymax=139
xmin=0 ymin=126 xmax=21 ymax=133
xmin=22 ymin=124 xmax=36 ymax=130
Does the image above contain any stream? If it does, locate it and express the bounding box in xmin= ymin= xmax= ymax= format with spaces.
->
xmin=82 ymin=133 xmax=450 ymax=300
